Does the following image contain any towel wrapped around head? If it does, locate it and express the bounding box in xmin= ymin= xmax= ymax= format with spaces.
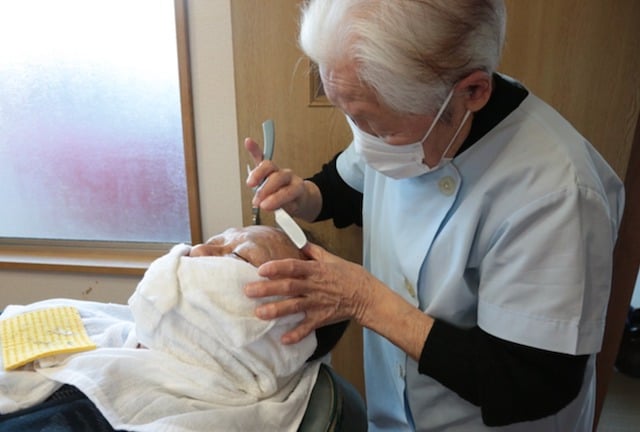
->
xmin=1 ymin=244 xmax=321 ymax=432
xmin=128 ymin=243 xmax=317 ymax=399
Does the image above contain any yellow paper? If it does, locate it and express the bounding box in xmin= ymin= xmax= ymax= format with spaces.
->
xmin=1 ymin=306 xmax=96 ymax=371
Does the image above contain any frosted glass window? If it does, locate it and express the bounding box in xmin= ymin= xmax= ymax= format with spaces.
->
xmin=0 ymin=0 xmax=192 ymax=243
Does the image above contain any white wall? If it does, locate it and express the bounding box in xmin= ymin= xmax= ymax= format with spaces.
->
xmin=0 ymin=1 xmax=242 ymax=307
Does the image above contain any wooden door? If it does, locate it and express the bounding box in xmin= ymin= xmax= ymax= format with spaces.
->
xmin=501 ymin=0 xmax=640 ymax=178
xmin=230 ymin=0 xmax=365 ymax=396
xmin=230 ymin=0 xmax=640 ymax=402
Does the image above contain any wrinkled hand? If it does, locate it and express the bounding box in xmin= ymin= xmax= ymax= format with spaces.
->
xmin=244 ymin=137 xmax=312 ymax=218
xmin=244 ymin=241 xmax=377 ymax=344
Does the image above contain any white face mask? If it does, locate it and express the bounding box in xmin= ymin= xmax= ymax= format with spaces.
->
xmin=348 ymin=88 xmax=472 ymax=179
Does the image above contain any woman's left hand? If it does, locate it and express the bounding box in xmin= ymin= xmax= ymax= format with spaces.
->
xmin=244 ymin=242 xmax=377 ymax=344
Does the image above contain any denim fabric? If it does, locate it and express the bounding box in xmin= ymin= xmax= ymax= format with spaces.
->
xmin=0 ymin=385 xmax=122 ymax=432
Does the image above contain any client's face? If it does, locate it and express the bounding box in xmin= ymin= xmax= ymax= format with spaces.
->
xmin=188 ymin=226 xmax=304 ymax=266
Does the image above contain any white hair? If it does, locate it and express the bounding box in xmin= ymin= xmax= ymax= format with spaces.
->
xmin=299 ymin=0 xmax=506 ymax=115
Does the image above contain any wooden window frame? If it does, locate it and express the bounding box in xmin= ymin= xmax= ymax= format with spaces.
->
xmin=0 ymin=0 xmax=201 ymax=276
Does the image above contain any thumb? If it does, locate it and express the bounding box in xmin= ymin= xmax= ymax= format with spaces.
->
xmin=301 ymin=241 xmax=327 ymax=260
xmin=244 ymin=137 xmax=264 ymax=165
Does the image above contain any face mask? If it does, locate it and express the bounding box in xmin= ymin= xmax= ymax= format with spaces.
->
xmin=348 ymin=88 xmax=472 ymax=179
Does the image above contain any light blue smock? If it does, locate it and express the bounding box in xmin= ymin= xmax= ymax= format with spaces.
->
xmin=336 ymin=91 xmax=624 ymax=431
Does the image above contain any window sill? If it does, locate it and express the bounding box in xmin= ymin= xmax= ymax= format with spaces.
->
xmin=0 ymin=244 xmax=166 ymax=276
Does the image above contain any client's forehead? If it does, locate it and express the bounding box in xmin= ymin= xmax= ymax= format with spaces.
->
xmin=215 ymin=225 xmax=285 ymax=244
xmin=206 ymin=225 xmax=303 ymax=263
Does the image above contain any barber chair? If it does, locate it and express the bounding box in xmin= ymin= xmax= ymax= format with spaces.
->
xmin=298 ymin=363 xmax=368 ymax=432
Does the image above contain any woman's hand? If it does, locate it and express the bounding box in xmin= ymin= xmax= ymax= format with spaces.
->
xmin=244 ymin=242 xmax=378 ymax=344
xmin=245 ymin=241 xmax=435 ymax=360
xmin=244 ymin=137 xmax=322 ymax=221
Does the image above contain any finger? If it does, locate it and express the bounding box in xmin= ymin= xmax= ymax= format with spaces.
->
xmin=280 ymin=308 xmax=339 ymax=345
xmin=256 ymin=258 xmax=314 ymax=280
xmin=259 ymin=187 xmax=296 ymax=211
xmin=281 ymin=321 xmax=317 ymax=345
xmin=254 ymin=301 xmax=322 ymax=345
xmin=254 ymin=295 xmax=307 ymax=320
xmin=258 ymin=175 xmax=304 ymax=211
xmin=251 ymin=164 xmax=281 ymax=202
xmin=245 ymin=274 xmax=303 ymax=299
xmin=300 ymin=242 xmax=314 ymax=259
xmin=301 ymin=241 xmax=327 ymax=260
xmin=244 ymin=137 xmax=264 ymax=165
xmin=248 ymin=161 xmax=279 ymax=193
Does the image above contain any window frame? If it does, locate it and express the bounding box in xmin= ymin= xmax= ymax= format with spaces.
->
xmin=0 ymin=0 xmax=202 ymax=276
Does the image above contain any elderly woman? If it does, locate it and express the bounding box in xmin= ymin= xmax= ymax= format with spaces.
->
xmin=0 ymin=226 xmax=347 ymax=432
xmin=244 ymin=1 xmax=624 ymax=431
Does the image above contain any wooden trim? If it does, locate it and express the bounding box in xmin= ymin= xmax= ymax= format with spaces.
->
xmin=0 ymin=243 xmax=165 ymax=276
xmin=593 ymin=111 xmax=640 ymax=430
xmin=308 ymin=60 xmax=332 ymax=107
xmin=175 ymin=0 xmax=203 ymax=245
xmin=0 ymin=0 xmax=202 ymax=274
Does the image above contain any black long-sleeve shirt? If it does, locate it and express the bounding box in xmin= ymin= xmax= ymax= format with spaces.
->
xmin=307 ymin=74 xmax=588 ymax=426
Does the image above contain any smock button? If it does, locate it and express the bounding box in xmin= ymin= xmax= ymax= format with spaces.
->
xmin=438 ymin=176 xmax=456 ymax=196
xmin=398 ymin=364 xmax=405 ymax=379
xmin=404 ymin=277 xmax=417 ymax=299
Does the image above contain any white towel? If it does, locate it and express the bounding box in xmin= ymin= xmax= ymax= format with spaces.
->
xmin=0 ymin=299 xmax=137 ymax=413
xmin=0 ymin=245 xmax=320 ymax=432
xmin=128 ymin=244 xmax=318 ymax=401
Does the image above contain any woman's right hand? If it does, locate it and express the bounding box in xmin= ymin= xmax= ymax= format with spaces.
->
xmin=244 ymin=137 xmax=322 ymax=222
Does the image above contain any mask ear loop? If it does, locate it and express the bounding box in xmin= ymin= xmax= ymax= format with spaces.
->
xmin=419 ymin=88 xmax=456 ymax=144
xmin=440 ymin=109 xmax=472 ymax=159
